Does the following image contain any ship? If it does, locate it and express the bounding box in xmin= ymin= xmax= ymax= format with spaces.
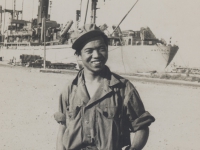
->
xmin=0 ymin=0 xmax=179 ymax=74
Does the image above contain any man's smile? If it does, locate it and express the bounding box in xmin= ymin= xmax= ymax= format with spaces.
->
xmin=91 ymin=60 xmax=103 ymax=65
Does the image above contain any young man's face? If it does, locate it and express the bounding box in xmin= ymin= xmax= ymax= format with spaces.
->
xmin=80 ymin=36 xmax=108 ymax=73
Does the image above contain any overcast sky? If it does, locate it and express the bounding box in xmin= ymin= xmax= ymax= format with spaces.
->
xmin=0 ymin=0 xmax=200 ymax=67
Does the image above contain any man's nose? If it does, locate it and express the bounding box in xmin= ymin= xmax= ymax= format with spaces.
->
xmin=92 ymin=49 xmax=100 ymax=58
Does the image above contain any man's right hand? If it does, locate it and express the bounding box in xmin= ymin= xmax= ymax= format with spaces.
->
xmin=56 ymin=124 xmax=66 ymax=150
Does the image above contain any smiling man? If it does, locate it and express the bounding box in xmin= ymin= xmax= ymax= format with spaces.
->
xmin=54 ymin=24 xmax=155 ymax=150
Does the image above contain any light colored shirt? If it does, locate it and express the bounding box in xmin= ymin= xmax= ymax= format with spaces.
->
xmin=54 ymin=66 xmax=155 ymax=150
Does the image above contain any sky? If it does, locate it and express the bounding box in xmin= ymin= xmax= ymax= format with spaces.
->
xmin=0 ymin=0 xmax=200 ymax=67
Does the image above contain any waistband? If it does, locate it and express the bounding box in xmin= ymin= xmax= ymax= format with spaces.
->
xmin=80 ymin=146 xmax=98 ymax=150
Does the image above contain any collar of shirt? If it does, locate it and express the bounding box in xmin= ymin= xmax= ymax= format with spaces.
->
xmin=71 ymin=66 xmax=122 ymax=108
xmin=72 ymin=66 xmax=121 ymax=87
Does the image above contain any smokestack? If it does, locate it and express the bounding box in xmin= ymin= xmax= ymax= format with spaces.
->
xmin=37 ymin=0 xmax=49 ymax=24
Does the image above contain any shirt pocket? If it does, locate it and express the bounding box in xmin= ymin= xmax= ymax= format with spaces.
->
xmin=63 ymin=108 xmax=83 ymax=150
xmin=97 ymin=106 xmax=117 ymax=119
xmin=66 ymin=106 xmax=81 ymax=122
xmin=96 ymin=106 xmax=120 ymax=150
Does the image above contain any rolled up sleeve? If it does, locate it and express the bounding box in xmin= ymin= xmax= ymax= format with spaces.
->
xmin=54 ymin=94 xmax=66 ymax=123
xmin=125 ymin=82 xmax=155 ymax=132
xmin=54 ymin=85 xmax=70 ymax=124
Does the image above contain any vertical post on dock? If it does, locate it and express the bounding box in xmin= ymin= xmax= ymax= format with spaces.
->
xmin=0 ymin=6 xmax=2 ymax=42
xmin=0 ymin=6 xmax=2 ymax=25
xmin=42 ymin=17 xmax=46 ymax=69
xmin=2 ymin=0 xmax=6 ymax=43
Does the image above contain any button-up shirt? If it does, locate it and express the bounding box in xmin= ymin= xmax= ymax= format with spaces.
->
xmin=54 ymin=66 xmax=155 ymax=150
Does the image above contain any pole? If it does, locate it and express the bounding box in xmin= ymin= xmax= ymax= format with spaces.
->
xmin=32 ymin=0 xmax=34 ymax=19
xmin=111 ymin=0 xmax=139 ymax=35
xmin=22 ymin=0 xmax=24 ymax=19
xmin=13 ymin=0 xmax=16 ymax=19
xmin=2 ymin=0 xmax=6 ymax=43
xmin=84 ymin=0 xmax=89 ymax=24
xmin=91 ymin=0 xmax=97 ymax=24
xmin=0 ymin=6 xmax=2 ymax=42
xmin=91 ymin=0 xmax=93 ymax=23
xmin=49 ymin=1 xmax=52 ymax=20
xmin=41 ymin=19 xmax=43 ymax=42
xmin=0 ymin=11 xmax=2 ymax=26
xmin=42 ymin=18 xmax=46 ymax=69
xmin=12 ymin=0 xmax=13 ymax=19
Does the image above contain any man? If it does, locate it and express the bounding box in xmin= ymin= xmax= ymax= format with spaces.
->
xmin=54 ymin=24 xmax=155 ymax=150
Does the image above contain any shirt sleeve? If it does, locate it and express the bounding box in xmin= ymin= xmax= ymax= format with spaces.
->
xmin=124 ymin=81 xmax=155 ymax=132
xmin=54 ymin=84 xmax=70 ymax=124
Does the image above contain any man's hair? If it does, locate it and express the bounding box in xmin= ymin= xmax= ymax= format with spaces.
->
xmin=74 ymin=35 xmax=108 ymax=56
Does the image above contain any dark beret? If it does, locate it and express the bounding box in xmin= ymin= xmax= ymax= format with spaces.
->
xmin=71 ymin=23 xmax=108 ymax=51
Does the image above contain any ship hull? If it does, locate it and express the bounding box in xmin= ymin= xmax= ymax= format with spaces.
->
xmin=0 ymin=44 xmax=178 ymax=73
xmin=107 ymin=45 xmax=178 ymax=73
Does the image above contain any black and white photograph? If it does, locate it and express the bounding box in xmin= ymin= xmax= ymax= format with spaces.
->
xmin=0 ymin=0 xmax=200 ymax=150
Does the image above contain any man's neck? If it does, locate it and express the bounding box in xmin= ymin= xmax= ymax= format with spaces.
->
xmin=84 ymin=68 xmax=104 ymax=83
xmin=83 ymin=68 xmax=105 ymax=98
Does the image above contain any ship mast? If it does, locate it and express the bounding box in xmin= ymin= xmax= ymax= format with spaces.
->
xmin=21 ymin=0 xmax=24 ymax=19
xmin=13 ymin=0 xmax=16 ymax=19
xmin=91 ymin=0 xmax=98 ymax=24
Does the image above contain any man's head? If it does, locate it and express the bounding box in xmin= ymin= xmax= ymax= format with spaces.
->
xmin=72 ymin=24 xmax=108 ymax=73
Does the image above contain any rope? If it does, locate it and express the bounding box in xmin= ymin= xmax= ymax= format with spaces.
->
xmin=109 ymin=37 xmax=126 ymax=73
xmin=141 ymin=44 xmax=153 ymax=71
xmin=142 ymin=56 xmax=152 ymax=72
xmin=107 ymin=45 xmax=127 ymax=73
xmin=108 ymin=46 xmax=120 ymax=52
xmin=156 ymin=44 xmax=168 ymax=62
xmin=119 ymin=39 xmax=127 ymax=73
xmin=111 ymin=0 xmax=139 ymax=35
xmin=178 ymin=50 xmax=187 ymax=67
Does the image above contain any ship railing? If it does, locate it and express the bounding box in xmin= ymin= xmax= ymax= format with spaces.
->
xmin=41 ymin=40 xmax=61 ymax=46
xmin=3 ymin=42 xmax=31 ymax=49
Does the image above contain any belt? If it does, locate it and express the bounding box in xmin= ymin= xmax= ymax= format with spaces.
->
xmin=81 ymin=146 xmax=98 ymax=150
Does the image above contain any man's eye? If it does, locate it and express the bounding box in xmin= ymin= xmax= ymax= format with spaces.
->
xmin=99 ymin=47 xmax=106 ymax=51
xmin=85 ymin=49 xmax=93 ymax=53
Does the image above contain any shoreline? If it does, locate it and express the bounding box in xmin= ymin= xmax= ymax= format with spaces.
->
xmin=40 ymin=68 xmax=200 ymax=87
xmin=1 ymin=64 xmax=200 ymax=150
xmin=1 ymin=61 xmax=200 ymax=87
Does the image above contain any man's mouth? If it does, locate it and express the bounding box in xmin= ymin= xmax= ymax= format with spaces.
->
xmin=91 ymin=60 xmax=102 ymax=65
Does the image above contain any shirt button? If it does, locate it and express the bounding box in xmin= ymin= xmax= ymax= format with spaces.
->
xmin=110 ymin=113 xmax=114 ymax=117
xmin=85 ymin=120 xmax=89 ymax=124
xmin=87 ymin=134 xmax=91 ymax=138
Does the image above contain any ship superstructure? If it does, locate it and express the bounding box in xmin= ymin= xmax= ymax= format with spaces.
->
xmin=0 ymin=0 xmax=178 ymax=73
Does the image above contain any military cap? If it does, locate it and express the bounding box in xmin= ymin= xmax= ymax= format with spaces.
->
xmin=71 ymin=23 xmax=108 ymax=51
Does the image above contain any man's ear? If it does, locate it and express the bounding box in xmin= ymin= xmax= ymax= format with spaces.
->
xmin=76 ymin=54 xmax=82 ymax=61
xmin=78 ymin=51 xmax=82 ymax=60
xmin=79 ymin=55 xmax=82 ymax=61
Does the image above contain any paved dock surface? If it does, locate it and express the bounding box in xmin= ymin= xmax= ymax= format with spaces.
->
xmin=0 ymin=66 xmax=200 ymax=150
